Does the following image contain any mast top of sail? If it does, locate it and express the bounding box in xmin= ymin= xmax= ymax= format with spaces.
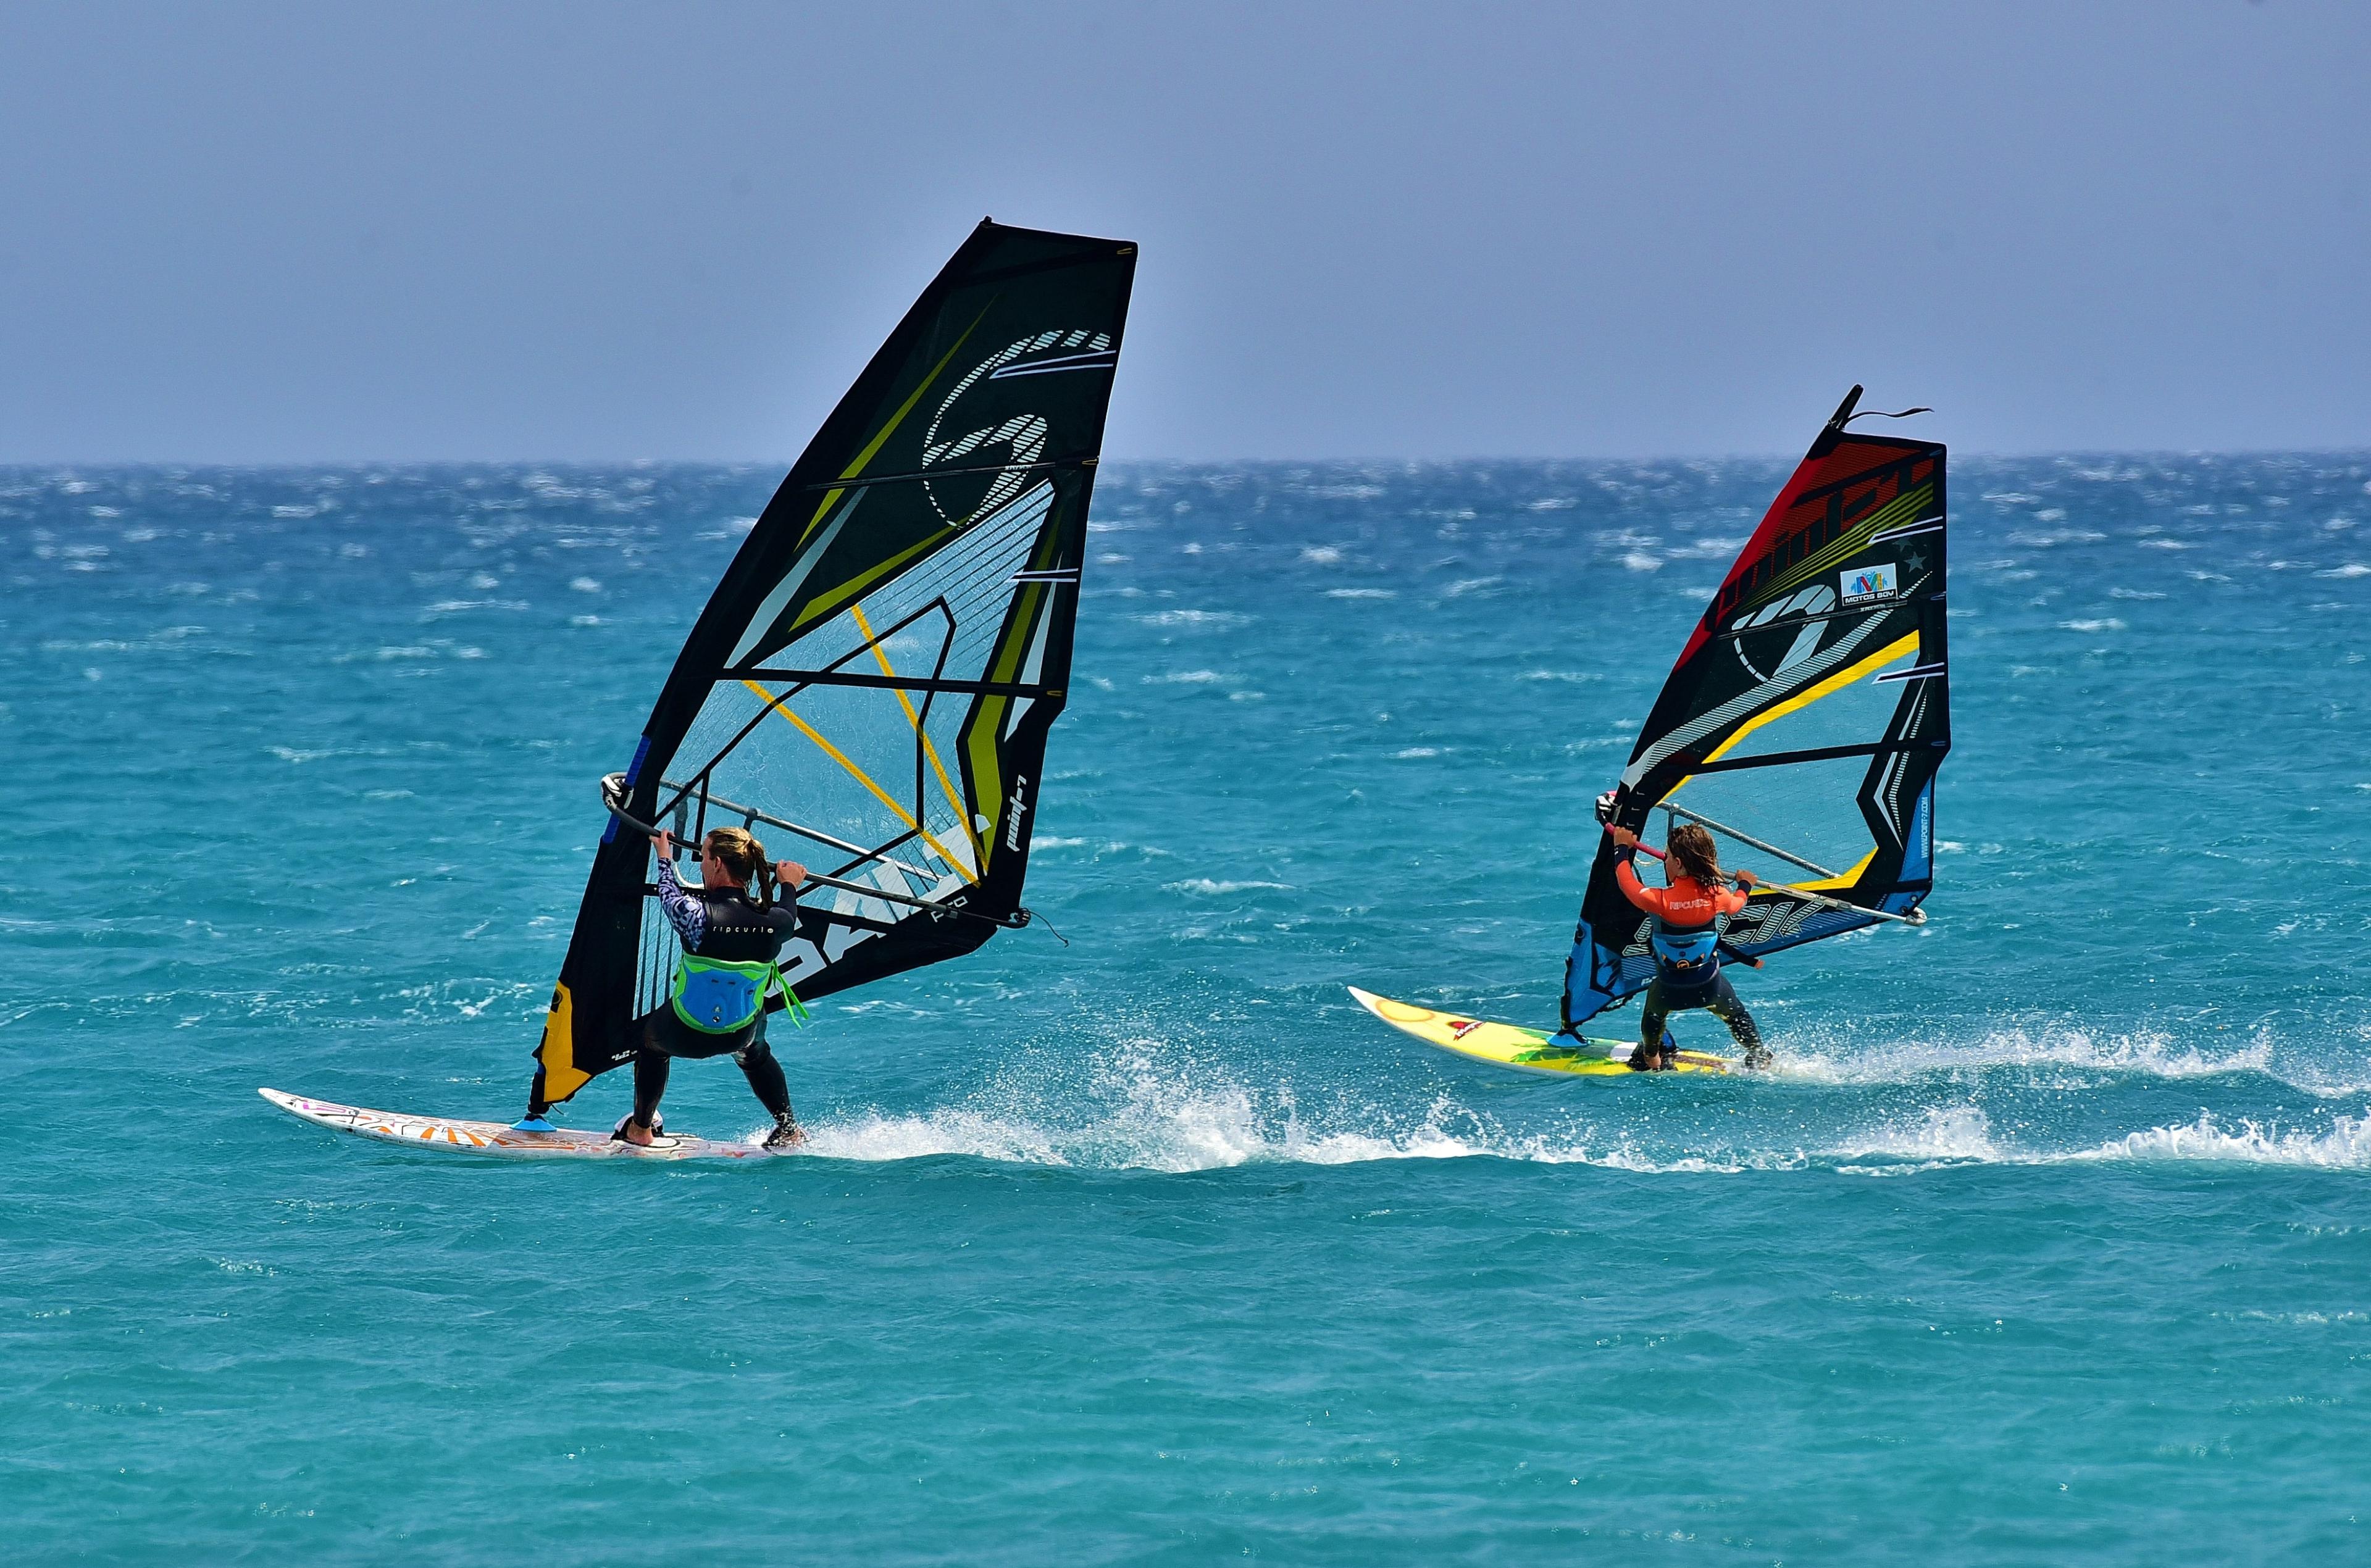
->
xmin=1816 ymin=385 xmax=1865 ymax=452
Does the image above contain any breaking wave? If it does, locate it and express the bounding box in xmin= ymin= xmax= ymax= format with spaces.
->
xmin=2073 ymin=1112 xmax=2371 ymax=1170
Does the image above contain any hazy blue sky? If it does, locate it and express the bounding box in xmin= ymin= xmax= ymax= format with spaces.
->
xmin=2 ymin=2 xmax=2364 ymax=462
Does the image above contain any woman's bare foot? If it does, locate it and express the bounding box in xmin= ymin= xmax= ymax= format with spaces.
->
xmin=763 ymin=1114 xmax=805 ymax=1151
xmin=622 ymin=1116 xmax=656 ymax=1146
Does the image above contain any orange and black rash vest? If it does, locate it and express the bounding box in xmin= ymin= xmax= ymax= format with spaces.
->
xmin=1614 ymin=848 xmax=1747 ymax=988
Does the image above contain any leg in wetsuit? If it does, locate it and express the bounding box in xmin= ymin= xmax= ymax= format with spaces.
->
xmin=1634 ymin=974 xmax=1768 ymax=1070
xmin=628 ymin=1007 xmax=800 ymax=1143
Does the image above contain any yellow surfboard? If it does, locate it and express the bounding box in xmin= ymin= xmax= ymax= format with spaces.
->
xmin=1347 ymin=987 xmax=1733 ymax=1077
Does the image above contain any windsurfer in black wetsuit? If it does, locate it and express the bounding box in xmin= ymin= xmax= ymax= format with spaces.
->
xmin=617 ymin=826 xmax=809 ymax=1149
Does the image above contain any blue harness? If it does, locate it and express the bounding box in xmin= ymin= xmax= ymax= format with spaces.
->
xmin=1649 ymin=920 xmax=1722 ymax=988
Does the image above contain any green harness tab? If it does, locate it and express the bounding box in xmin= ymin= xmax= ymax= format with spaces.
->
xmin=670 ymin=954 xmax=806 ymax=1035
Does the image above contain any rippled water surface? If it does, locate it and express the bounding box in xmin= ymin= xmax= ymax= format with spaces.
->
xmin=6 ymin=456 xmax=2370 ymax=1562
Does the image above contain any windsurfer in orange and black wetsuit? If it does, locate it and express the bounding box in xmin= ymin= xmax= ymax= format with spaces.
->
xmin=1606 ymin=822 xmax=1770 ymax=1072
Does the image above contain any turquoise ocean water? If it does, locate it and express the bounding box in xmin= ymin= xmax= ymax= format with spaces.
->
xmin=5 ymin=454 xmax=2369 ymax=1562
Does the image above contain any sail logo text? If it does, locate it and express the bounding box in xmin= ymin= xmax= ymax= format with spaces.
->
xmin=1005 ymin=775 xmax=1030 ymax=851
xmin=1839 ymin=562 xmax=1899 ymax=606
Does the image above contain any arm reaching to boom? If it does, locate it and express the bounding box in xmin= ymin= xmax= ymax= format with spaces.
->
xmin=648 ymin=832 xmax=708 ymax=948
xmin=1605 ymin=824 xmax=1749 ymax=918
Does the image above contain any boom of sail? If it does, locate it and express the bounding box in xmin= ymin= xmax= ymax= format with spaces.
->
xmin=531 ymin=220 xmax=1137 ymax=1109
xmin=1560 ymin=386 xmax=1949 ymax=1033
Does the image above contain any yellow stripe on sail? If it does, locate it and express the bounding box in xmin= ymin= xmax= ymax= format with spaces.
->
xmin=790 ymin=525 xmax=958 ymax=636
xmin=1757 ymin=481 xmax=1934 ymax=607
xmin=797 ymin=307 xmax=994 ymax=547
xmin=963 ymin=522 xmax=1062 ymax=869
xmin=1781 ymin=846 xmax=1877 ymax=895
xmin=1696 ymin=631 xmax=1922 ymax=772
xmin=851 ymin=604 xmax=981 ymax=869
xmin=740 ymin=680 xmax=977 ymax=883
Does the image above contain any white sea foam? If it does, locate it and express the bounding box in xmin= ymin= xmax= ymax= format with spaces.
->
xmin=421 ymin=598 xmax=531 ymax=615
xmin=792 ymin=1090 xmax=1802 ymax=1176
xmin=1829 ymin=1107 xmax=2004 ymax=1175
xmin=2074 ymin=1112 xmax=2371 ymax=1170
xmin=1163 ymin=878 xmax=1293 ymax=895
xmin=1132 ymin=609 xmax=1250 ymax=627
xmin=738 ymin=1027 xmax=2368 ymax=1179
xmin=772 ymin=1045 xmax=1807 ymax=1175
xmin=1784 ymin=1023 xmax=2275 ymax=1086
xmin=798 ymin=1109 xmax=1072 ymax=1166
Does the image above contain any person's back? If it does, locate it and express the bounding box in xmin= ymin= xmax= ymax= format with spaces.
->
xmin=618 ymin=826 xmax=810 ymax=1145
xmin=1606 ymin=822 xmax=1770 ymax=1070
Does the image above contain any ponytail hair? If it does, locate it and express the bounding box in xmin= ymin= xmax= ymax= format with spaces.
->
xmin=1664 ymin=823 xmax=1724 ymax=888
xmin=702 ymin=827 xmax=777 ymax=909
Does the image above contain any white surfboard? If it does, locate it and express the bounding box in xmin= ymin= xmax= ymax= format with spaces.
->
xmin=258 ymin=1088 xmax=784 ymax=1161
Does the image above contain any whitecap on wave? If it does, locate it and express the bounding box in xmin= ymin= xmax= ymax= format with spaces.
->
xmin=770 ymin=1045 xmax=1805 ymax=1175
xmin=2075 ymin=1112 xmax=2371 ymax=1170
xmin=1779 ymin=1022 xmax=2277 ymax=1087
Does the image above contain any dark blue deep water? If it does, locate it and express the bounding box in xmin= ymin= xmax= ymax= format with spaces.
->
xmin=5 ymin=454 xmax=2369 ymax=1562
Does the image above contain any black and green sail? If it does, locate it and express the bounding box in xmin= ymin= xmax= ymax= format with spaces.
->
xmin=530 ymin=220 xmax=1137 ymax=1109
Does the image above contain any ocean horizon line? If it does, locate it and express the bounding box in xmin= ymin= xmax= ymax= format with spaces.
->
xmin=4 ymin=445 xmax=2368 ymax=472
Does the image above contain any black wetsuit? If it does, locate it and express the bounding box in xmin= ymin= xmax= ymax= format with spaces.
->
xmin=1637 ymin=972 xmax=1764 ymax=1067
xmin=632 ymin=864 xmax=801 ymax=1127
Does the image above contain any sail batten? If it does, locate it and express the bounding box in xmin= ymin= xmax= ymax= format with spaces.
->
xmin=1560 ymin=390 xmax=1949 ymax=1033
xmin=530 ymin=221 xmax=1135 ymax=1109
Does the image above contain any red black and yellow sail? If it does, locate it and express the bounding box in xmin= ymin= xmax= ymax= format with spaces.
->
xmin=1562 ymin=388 xmax=1950 ymax=1031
